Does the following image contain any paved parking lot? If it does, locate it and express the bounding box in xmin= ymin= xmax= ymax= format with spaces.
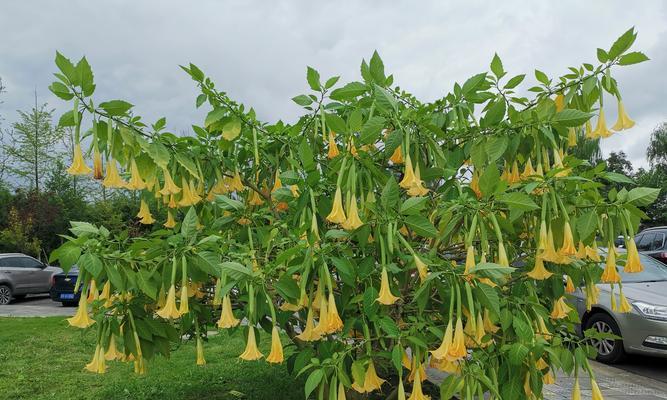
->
xmin=0 ymin=294 xmax=75 ymax=317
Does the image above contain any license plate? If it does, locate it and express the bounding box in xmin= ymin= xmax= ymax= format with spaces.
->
xmin=60 ymin=293 xmax=75 ymax=300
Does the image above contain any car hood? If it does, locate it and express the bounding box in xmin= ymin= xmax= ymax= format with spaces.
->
xmin=620 ymin=281 xmax=667 ymax=306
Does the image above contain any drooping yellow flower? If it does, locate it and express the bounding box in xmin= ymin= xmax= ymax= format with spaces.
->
xmin=568 ymin=127 xmax=578 ymax=147
xmin=217 ymin=295 xmax=240 ymax=328
xmin=510 ymin=161 xmax=521 ymax=184
xmin=413 ymin=254 xmax=429 ymax=281
xmin=136 ymin=199 xmax=155 ymax=225
xmin=446 ymin=317 xmax=467 ymax=361
xmin=326 ymin=292 xmax=344 ymax=333
xmin=619 ymin=288 xmax=632 ymax=313
xmin=521 ymin=159 xmax=536 ymax=180
xmin=312 ymin=295 xmax=330 ymax=337
xmin=611 ymin=100 xmax=635 ymax=131
xmin=326 ymin=187 xmax=347 ymax=224
xmin=572 ymin=376 xmax=581 ymax=400
xmin=429 ymin=356 xmax=460 ymax=374
xmin=85 ymin=344 xmax=106 ymax=374
xmin=159 ymin=168 xmax=181 ymax=195
xmin=464 ymin=245 xmax=476 ymax=275
xmin=497 ymin=242 xmax=509 ymax=267
xmin=565 ymin=275 xmax=576 ymax=293
xmin=390 ymin=145 xmax=404 ymax=164
xmin=163 ymin=210 xmax=177 ymax=229
xmin=527 ymin=256 xmax=552 ymax=280
xmin=87 ymin=280 xmax=99 ymax=303
xmin=99 ymin=280 xmax=113 ymax=308
xmin=67 ymin=294 xmax=95 ymax=328
xmin=537 ymin=220 xmax=548 ymax=253
xmin=483 ymin=309 xmax=500 ymax=333
xmin=475 ymin=312 xmax=490 ymax=347
xmin=352 ymin=360 xmax=386 ymax=393
xmin=399 ymin=154 xmax=417 ymax=189
xmin=327 ymin=130 xmax=340 ymax=159
xmin=554 ymin=93 xmax=565 ymax=112
xmin=624 ymin=238 xmax=643 ymax=273
xmin=229 ymin=169 xmax=245 ymax=192
xmin=550 ymin=296 xmax=572 ymax=319
xmin=397 ymin=379 xmax=406 ymax=400
xmin=524 ymin=372 xmax=533 ymax=399
xmin=103 ymin=158 xmax=127 ymax=188
xmin=196 ymin=336 xmax=206 ymax=366
xmin=296 ymin=307 xmax=322 ymax=341
xmin=341 ymin=194 xmax=364 ymax=230
xmin=585 ymin=120 xmax=594 ymax=139
xmin=377 ymin=267 xmax=399 ymax=305
xmin=338 ymin=382 xmax=347 ymax=400
xmin=543 ymin=369 xmax=556 ymax=385
xmin=601 ymin=246 xmax=621 ymax=283
xmin=125 ymin=159 xmax=146 ymax=190
xmin=560 ymin=221 xmax=577 ymax=256
xmin=407 ymin=369 xmax=430 ymax=400
xmin=542 ymin=226 xmax=563 ymax=264
xmin=156 ymin=285 xmax=181 ymax=319
xmin=104 ymin=335 xmax=123 ymax=361
xmin=591 ymin=379 xmax=604 ymax=400
xmin=266 ymin=325 xmax=284 ymax=364
xmin=592 ymin=109 xmax=612 ymax=138
xmin=576 ymin=241 xmax=587 ymax=259
xmin=536 ymin=315 xmax=550 ymax=339
xmin=67 ymin=143 xmax=92 ymax=176
xmin=92 ymin=145 xmax=104 ymax=180
xmin=587 ymin=241 xmax=602 ymax=262
xmin=271 ymin=170 xmax=282 ymax=194
xmin=178 ymin=178 xmax=201 ymax=207
xmin=470 ymin=170 xmax=482 ymax=198
xmin=239 ymin=327 xmax=264 ymax=361
xmin=179 ymin=284 xmax=189 ymax=315
xmin=407 ymin=164 xmax=429 ymax=197
xmin=431 ymin=318 xmax=453 ymax=360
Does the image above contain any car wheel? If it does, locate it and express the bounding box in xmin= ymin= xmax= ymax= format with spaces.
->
xmin=585 ymin=312 xmax=626 ymax=364
xmin=0 ymin=285 xmax=12 ymax=305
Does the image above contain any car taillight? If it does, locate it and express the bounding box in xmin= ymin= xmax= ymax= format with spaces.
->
xmin=658 ymin=253 xmax=667 ymax=260
xmin=50 ymin=274 xmax=55 ymax=287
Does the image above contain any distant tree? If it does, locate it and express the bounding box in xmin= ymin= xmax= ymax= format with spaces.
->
xmin=0 ymin=208 xmax=41 ymax=257
xmin=606 ymin=151 xmax=633 ymax=176
xmin=0 ymin=78 xmax=7 ymax=183
xmin=647 ymin=122 xmax=667 ymax=166
xmin=3 ymin=93 xmax=63 ymax=192
xmin=636 ymin=164 xmax=667 ymax=225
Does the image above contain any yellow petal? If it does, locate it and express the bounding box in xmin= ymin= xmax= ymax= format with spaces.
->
xmin=67 ymin=143 xmax=92 ymax=176
xmin=239 ymin=327 xmax=264 ymax=361
xmin=326 ymin=187 xmax=347 ymax=224
xmin=266 ymin=326 xmax=284 ymax=364
xmin=376 ymin=268 xmax=399 ymax=305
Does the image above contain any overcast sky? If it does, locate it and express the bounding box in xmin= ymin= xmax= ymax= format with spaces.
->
xmin=1 ymin=1 xmax=665 ymax=168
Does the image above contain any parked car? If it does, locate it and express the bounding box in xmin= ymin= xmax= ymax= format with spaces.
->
xmin=49 ymin=267 xmax=81 ymax=306
xmin=634 ymin=227 xmax=667 ymax=263
xmin=574 ymin=251 xmax=667 ymax=363
xmin=0 ymin=253 xmax=63 ymax=305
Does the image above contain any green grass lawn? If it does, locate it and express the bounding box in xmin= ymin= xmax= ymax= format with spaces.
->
xmin=0 ymin=317 xmax=304 ymax=400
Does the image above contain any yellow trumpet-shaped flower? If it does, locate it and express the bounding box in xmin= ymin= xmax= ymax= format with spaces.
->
xmin=446 ymin=317 xmax=467 ymax=361
xmin=619 ymin=287 xmax=632 ymax=313
xmin=470 ymin=170 xmax=482 ymax=198
xmin=85 ymin=344 xmax=106 ymax=374
xmin=568 ymin=127 xmax=578 ymax=147
xmin=105 ymin=335 xmax=123 ymax=361
xmin=92 ymin=145 xmax=104 ymax=180
xmin=407 ymin=369 xmax=430 ymax=400
xmin=156 ymin=285 xmax=181 ymax=319
xmin=159 ymin=168 xmax=181 ymax=196
xmin=87 ymin=279 xmax=99 ymax=303
xmin=527 ymin=256 xmax=552 ymax=280
xmin=326 ymin=131 xmax=341 ymax=160
xmin=475 ymin=312 xmax=491 ymax=347
xmin=229 ymin=169 xmax=245 ymax=192
xmin=541 ymin=226 xmax=563 ymax=264
xmin=399 ymin=154 xmax=417 ymax=189
xmin=611 ymin=289 xmax=618 ymax=312
xmin=164 ymin=210 xmax=177 ymax=228
xmin=312 ymin=295 xmax=330 ymax=337
xmin=521 ymin=159 xmax=536 ymax=180
xmin=103 ymin=158 xmax=127 ymax=188
xmin=341 ymin=194 xmax=364 ymax=230
xmin=543 ymin=369 xmax=556 ymax=385
xmin=217 ymin=295 xmax=240 ymax=328
xmin=136 ymin=199 xmax=155 ymax=225
xmin=565 ymin=275 xmax=576 ymax=293
xmin=536 ymin=315 xmax=550 ymax=339
xmin=601 ymin=246 xmax=621 ymax=283
xmin=413 ymin=254 xmax=429 ymax=281
xmin=537 ymin=220 xmax=548 ymax=253
xmin=560 ymin=221 xmax=577 ymax=256
xmin=483 ymin=309 xmax=500 ymax=333
xmin=592 ymin=109 xmax=612 ymax=138
xmin=464 ymin=245 xmax=476 ymax=275
xmin=408 ymin=359 xmax=427 ymax=383
xmin=585 ymin=120 xmax=594 ymax=139
xmin=390 ymin=145 xmax=404 ymax=164
xmin=377 ymin=267 xmax=399 ymax=305
xmin=178 ymin=178 xmax=202 ymax=207
xmin=591 ymin=379 xmax=604 ymax=400
xmin=352 ymin=360 xmax=386 ymax=393
xmin=271 ymin=170 xmax=282 ymax=193
xmin=431 ymin=318 xmax=453 ymax=360
xmin=99 ymin=280 xmax=113 ymax=308
xmin=239 ymin=327 xmax=264 ymax=361
xmin=67 ymin=294 xmax=95 ymax=328
xmin=178 ymin=284 xmax=189 ymax=315
xmin=196 ymin=336 xmax=206 ymax=366
xmin=576 ymin=241 xmax=587 ymax=259
xmin=509 ymin=161 xmax=521 ymax=184
xmin=337 ymin=382 xmax=347 ymax=400
xmin=67 ymin=143 xmax=92 ymax=176
xmin=612 ymin=100 xmax=635 ymax=131
xmin=126 ymin=159 xmax=146 ymax=190
xmin=296 ymin=307 xmax=322 ymax=341
xmin=407 ymin=164 xmax=429 ymax=197
xmin=326 ymin=187 xmax=347 ymax=224
xmin=326 ymin=292 xmax=344 ymax=333
xmin=587 ymin=241 xmax=602 ymax=262
xmin=624 ymin=238 xmax=643 ymax=273
xmin=266 ymin=326 xmax=284 ymax=364
xmin=497 ymin=242 xmax=509 ymax=268
xmin=550 ymin=296 xmax=572 ymax=319
xmin=554 ymin=93 xmax=565 ymax=112
xmin=523 ymin=372 xmax=533 ymax=398
xmin=248 ymin=189 xmax=265 ymax=206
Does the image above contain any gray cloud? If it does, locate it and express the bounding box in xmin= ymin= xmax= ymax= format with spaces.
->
xmin=1 ymin=0 xmax=665 ymax=168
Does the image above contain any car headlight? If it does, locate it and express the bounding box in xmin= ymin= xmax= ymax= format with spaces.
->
xmin=633 ymin=301 xmax=667 ymax=321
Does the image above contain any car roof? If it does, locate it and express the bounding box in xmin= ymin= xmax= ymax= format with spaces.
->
xmin=639 ymin=226 xmax=667 ymax=233
xmin=0 ymin=253 xmax=29 ymax=258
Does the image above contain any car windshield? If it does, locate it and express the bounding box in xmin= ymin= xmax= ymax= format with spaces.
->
xmin=619 ymin=253 xmax=667 ymax=283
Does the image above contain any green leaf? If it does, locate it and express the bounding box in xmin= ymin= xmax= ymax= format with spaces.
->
xmin=324 ymin=76 xmax=340 ymax=89
xmin=504 ymin=74 xmax=525 ymax=89
xmin=381 ymin=177 xmax=399 ymax=210
xmin=222 ymin=118 xmax=242 ymax=141
xmin=404 ymin=215 xmax=437 ymax=238
xmin=306 ymin=66 xmax=321 ymax=91
xmin=534 ymin=69 xmax=549 ymax=85
xmin=461 ymin=73 xmax=487 ymax=96
xmin=608 ymin=27 xmax=636 ymax=60
xmin=49 ymin=242 xmax=81 ymax=272
xmin=440 ymin=375 xmax=465 ymax=400
xmin=482 ymin=99 xmax=506 ymax=127
xmin=373 ymin=84 xmax=397 ymax=114
xmin=180 ymin=207 xmax=199 ymax=239
xmin=485 ymin=136 xmax=508 ymax=163
xmin=99 ymin=100 xmax=133 ymax=117
xmin=78 ymin=253 xmax=103 ymax=278
xmin=479 ymin=165 xmax=500 ymax=196
xmin=276 ymin=275 xmax=300 ymax=302
xmin=304 ymin=369 xmax=324 ymax=399
xmin=508 ymin=343 xmax=529 ymax=365
xmin=400 ymin=197 xmax=428 ymax=215
xmin=298 ymin=139 xmax=315 ymax=171
xmin=147 ymin=142 xmax=170 ymax=168
xmin=512 ymin=315 xmax=534 ymax=342
xmin=498 ymin=192 xmax=539 ymax=211
xmin=377 ymin=316 xmax=399 ymax=338
xmin=553 ymin=109 xmax=593 ymax=127
xmin=330 ymin=257 xmax=356 ymax=286
xmin=205 ymin=108 xmax=226 ymax=128
xmin=76 ymin=56 xmax=95 ymax=96
xmin=577 ymin=210 xmax=597 ymax=241
xmin=369 ymin=51 xmax=386 ymax=84
xmin=626 ymin=187 xmax=660 ymax=207
xmin=325 ymin=113 xmax=347 ymax=134
xmin=476 ymin=284 xmax=500 ymax=315
xmin=597 ymin=48 xmax=609 ymax=63
xmin=490 ymin=53 xmax=505 ymax=78
xmin=384 ymin=129 xmax=403 ymax=158
xmin=174 ymin=152 xmax=200 ymax=179
xmin=292 ymin=95 xmax=313 ymax=106
xmin=54 ymin=52 xmax=77 ymax=85
xmin=359 ymin=116 xmax=385 ymax=144
xmin=603 ymin=172 xmax=635 ymax=184
xmin=618 ymin=51 xmax=649 ymax=66
xmin=49 ymin=82 xmax=74 ymax=100
xmin=215 ymin=195 xmax=245 ymax=212
xmin=329 ymin=82 xmax=368 ymax=101
xmin=220 ymin=261 xmax=253 ymax=280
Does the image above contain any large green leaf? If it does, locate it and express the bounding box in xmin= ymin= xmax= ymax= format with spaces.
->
xmin=404 ymin=215 xmax=437 ymax=238
xmin=498 ymin=192 xmax=539 ymax=211
xmin=627 ymin=187 xmax=660 ymax=207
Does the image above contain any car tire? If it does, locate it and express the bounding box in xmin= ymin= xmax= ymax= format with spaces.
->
xmin=62 ymin=301 xmax=77 ymax=307
xmin=0 ymin=285 xmax=12 ymax=305
xmin=585 ymin=312 xmax=626 ymax=364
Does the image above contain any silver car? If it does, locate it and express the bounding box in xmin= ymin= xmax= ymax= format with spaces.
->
xmin=0 ymin=253 xmax=62 ymax=305
xmin=574 ymin=252 xmax=667 ymax=363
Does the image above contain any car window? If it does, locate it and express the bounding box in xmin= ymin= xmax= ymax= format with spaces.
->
xmin=18 ymin=257 xmax=43 ymax=268
xmin=637 ymin=233 xmax=655 ymax=251
xmin=619 ymin=254 xmax=667 ymax=283
xmin=652 ymin=233 xmax=666 ymax=250
xmin=0 ymin=257 xmax=22 ymax=268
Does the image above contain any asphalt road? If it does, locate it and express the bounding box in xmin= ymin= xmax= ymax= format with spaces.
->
xmin=1 ymin=295 xmax=665 ymax=385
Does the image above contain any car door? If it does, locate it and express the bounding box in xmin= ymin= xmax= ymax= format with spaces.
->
xmin=0 ymin=256 xmax=32 ymax=293
xmin=17 ymin=256 xmax=49 ymax=293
